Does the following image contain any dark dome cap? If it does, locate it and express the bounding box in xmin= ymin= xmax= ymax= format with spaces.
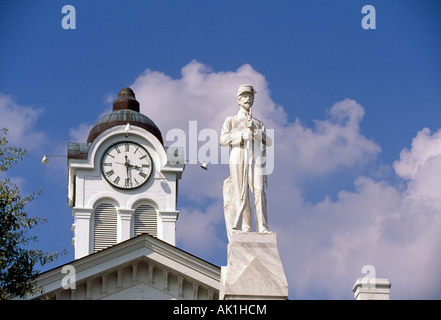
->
xmin=113 ymin=87 xmax=140 ymax=112
xmin=86 ymin=87 xmax=163 ymax=145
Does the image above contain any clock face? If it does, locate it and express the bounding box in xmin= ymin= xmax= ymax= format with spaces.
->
xmin=101 ymin=141 xmax=153 ymax=189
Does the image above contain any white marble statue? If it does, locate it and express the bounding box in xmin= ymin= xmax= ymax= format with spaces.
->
xmin=220 ymin=85 xmax=272 ymax=240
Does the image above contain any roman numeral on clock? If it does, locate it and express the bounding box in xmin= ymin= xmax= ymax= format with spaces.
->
xmin=105 ymin=170 xmax=114 ymax=177
xmin=139 ymin=171 xmax=147 ymax=178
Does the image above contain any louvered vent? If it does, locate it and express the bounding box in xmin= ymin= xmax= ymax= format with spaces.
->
xmin=93 ymin=203 xmax=117 ymax=252
xmin=134 ymin=204 xmax=157 ymax=237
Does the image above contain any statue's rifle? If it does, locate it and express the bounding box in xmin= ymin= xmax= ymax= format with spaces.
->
xmin=232 ymin=108 xmax=253 ymax=230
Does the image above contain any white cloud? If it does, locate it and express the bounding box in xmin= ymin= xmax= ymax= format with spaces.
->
xmin=280 ymin=129 xmax=441 ymax=299
xmin=130 ymin=60 xmax=380 ymax=194
xmin=68 ymin=122 xmax=94 ymax=143
xmin=394 ymin=127 xmax=441 ymax=180
xmin=0 ymin=93 xmax=45 ymax=150
xmin=274 ymin=99 xmax=381 ymax=180
xmin=131 ymin=60 xmax=280 ymax=135
xmin=128 ymin=61 xmax=441 ymax=299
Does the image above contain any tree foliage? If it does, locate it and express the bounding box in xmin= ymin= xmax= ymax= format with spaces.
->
xmin=0 ymin=128 xmax=65 ymax=299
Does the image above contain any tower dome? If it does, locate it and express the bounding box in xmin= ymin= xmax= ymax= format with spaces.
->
xmin=87 ymin=87 xmax=163 ymax=145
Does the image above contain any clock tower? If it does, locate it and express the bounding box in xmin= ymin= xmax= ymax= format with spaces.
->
xmin=68 ymin=87 xmax=184 ymax=259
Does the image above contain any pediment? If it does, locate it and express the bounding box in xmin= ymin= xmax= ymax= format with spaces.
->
xmin=33 ymin=234 xmax=220 ymax=300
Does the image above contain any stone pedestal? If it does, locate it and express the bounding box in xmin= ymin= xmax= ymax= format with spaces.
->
xmin=220 ymin=231 xmax=288 ymax=300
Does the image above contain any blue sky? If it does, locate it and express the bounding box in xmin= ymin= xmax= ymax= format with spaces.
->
xmin=1 ymin=0 xmax=441 ymax=299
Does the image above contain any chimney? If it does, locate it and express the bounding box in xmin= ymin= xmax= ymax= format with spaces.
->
xmin=352 ymin=278 xmax=391 ymax=300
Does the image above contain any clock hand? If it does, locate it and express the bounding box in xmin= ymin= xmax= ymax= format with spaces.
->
xmin=114 ymin=161 xmax=147 ymax=170
xmin=128 ymin=163 xmax=146 ymax=170
xmin=115 ymin=160 xmax=137 ymax=168
xmin=125 ymin=155 xmax=129 ymax=171
xmin=124 ymin=156 xmax=131 ymax=187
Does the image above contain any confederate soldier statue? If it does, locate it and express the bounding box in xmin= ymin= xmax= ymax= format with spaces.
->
xmin=220 ymin=85 xmax=272 ymax=240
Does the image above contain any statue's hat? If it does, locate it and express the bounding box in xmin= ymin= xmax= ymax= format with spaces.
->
xmin=237 ymin=85 xmax=256 ymax=97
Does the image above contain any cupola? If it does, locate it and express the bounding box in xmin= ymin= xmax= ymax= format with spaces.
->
xmin=87 ymin=87 xmax=163 ymax=145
